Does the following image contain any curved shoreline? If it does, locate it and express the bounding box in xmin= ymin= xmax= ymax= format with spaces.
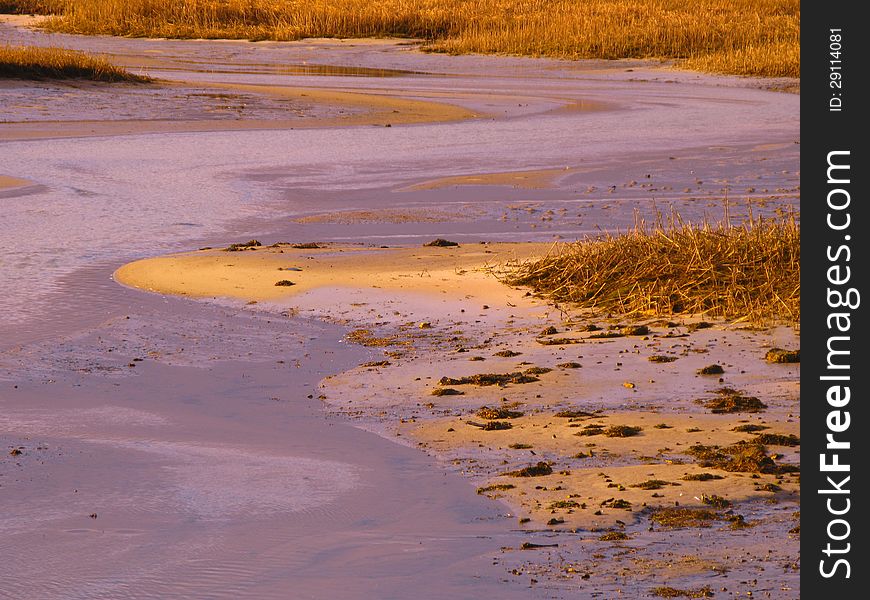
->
xmin=112 ymin=236 xmax=801 ymax=594
xmin=114 ymin=240 xmax=800 ymax=526
xmin=2 ymin=18 xmax=800 ymax=596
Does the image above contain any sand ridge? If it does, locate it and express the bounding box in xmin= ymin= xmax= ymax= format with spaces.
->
xmin=0 ymin=175 xmax=35 ymax=189
xmin=114 ymin=241 xmax=553 ymax=305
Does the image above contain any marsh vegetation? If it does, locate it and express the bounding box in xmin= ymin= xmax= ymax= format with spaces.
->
xmin=6 ymin=0 xmax=799 ymax=77
xmin=0 ymin=44 xmax=149 ymax=81
xmin=504 ymin=213 xmax=800 ymax=324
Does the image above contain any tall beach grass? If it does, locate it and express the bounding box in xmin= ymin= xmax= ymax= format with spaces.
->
xmin=3 ymin=0 xmax=799 ymax=77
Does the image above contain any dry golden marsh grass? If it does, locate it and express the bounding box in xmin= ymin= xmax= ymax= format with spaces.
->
xmin=502 ymin=212 xmax=800 ymax=324
xmin=7 ymin=0 xmax=799 ymax=77
xmin=0 ymin=44 xmax=150 ymax=81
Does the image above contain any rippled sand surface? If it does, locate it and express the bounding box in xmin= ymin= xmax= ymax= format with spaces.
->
xmin=1 ymin=299 xmax=527 ymax=599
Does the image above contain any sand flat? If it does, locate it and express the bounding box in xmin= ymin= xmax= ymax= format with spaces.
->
xmin=114 ymin=242 xmax=552 ymax=303
xmin=0 ymin=174 xmax=34 ymax=189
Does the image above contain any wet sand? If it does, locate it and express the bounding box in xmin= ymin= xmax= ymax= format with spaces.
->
xmin=2 ymin=15 xmax=799 ymax=599
xmin=1 ymin=293 xmax=535 ymax=599
xmin=115 ymin=242 xmax=801 ymax=597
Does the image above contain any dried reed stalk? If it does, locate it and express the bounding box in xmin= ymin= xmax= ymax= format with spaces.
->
xmin=501 ymin=211 xmax=799 ymax=324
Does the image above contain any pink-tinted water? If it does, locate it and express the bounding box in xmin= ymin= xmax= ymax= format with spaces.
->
xmin=0 ymin=18 xmax=799 ymax=599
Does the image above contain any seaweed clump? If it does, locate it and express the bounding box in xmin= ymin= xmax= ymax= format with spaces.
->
xmin=731 ymin=423 xmax=769 ymax=433
xmin=523 ymin=366 xmax=552 ymax=375
xmin=681 ymin=473 xmax=724 ymax=481
xmin=536 ymin=337 xmax=582 ymax=346
xmin=503 ymin=462 xmax=553 ymax=477
xmin=622 ymin=324 xmax=649 ymax=336
xmin=754 ymin=433 xmax=800 ymax=446
xmin=604 ymin=425 xmax=642 ymax=437
xmin=477 ymin=483 xmax=515 ymax=494
xmin=579 ymin=424 xmax=642 ymax=438
xmin=361 ymin=360 xmax=391 ymax=367
xmin=576 ymin=424 xmax=606 ymax=436
xmin=685 ymin=441 xmax=780 ymax=474
xmin=469 ymin=420 xmax=513 ymax=431
xmin=424 ymin=238 xmax=459 ymax=247
xmin=555 ymin=409 xmax=594 ymax=418
xmin=700 ymin=494 xmax=731 ymax=508
xmin=650 ymin=507 xmax=721 ymax=528
xmin=225 ymin=239 xmax=261 ymax=251
xmin=346 ymin=329 xmax=402 ymax=347
xmin=765 ymin=347 xmax=800 ymax=363
xmin=439 ymin=372 xmax=540 ymax=386
xmin=431 ymin=387 xmax=464 ymax=396
xmin=630 ymin=479 xmax=676 ymax=490
xmin=703 ymin=389 xmax=767 ymax=414
xmin=588 ymin=331 xmax=624 ymax=339
xmin=651 ymin=585 xmax=714 ymax=598
xmin=476 ymin=406 xmax=524 ymax=420
xmin=601 ymin=498 xmax=632 ymax=509
xmin=549 ymin=500 xmax=581 ymax=509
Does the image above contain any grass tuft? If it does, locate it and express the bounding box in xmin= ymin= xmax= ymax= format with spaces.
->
xmin=502 ymin=212 xmax=799 ymax=324
xmin=0 ymin=44 xmax=150 ymax=82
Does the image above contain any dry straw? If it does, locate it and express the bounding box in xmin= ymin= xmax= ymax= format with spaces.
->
xmin=0 ymin=44 xmax=150 ymax=81
xmin=6 ymin=0 xmax=799 ymax=78
xmin=500 ymin=208 xmax=799 ymax=324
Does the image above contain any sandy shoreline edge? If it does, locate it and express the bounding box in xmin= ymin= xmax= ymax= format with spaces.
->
xmin=115 ymin=241 xmax=800 ymax=532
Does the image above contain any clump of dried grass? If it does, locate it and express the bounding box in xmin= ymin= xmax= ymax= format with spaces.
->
xmin=0 ymin=44 xmax=150 ymax=82
xmin=501 ymin=211 xmax=799 ymax=324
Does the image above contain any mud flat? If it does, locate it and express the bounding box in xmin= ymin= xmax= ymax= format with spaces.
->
xmin=0 ymin=288 xmax=542 ymax=599
xmin=116 ymin=241 xmax=801 ymax=597
xmin=2 ymin=15 xmax=798 ymax=598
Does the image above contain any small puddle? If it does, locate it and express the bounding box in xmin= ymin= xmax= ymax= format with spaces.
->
xmin=162 ymin=61 xmax=424 ymax=77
